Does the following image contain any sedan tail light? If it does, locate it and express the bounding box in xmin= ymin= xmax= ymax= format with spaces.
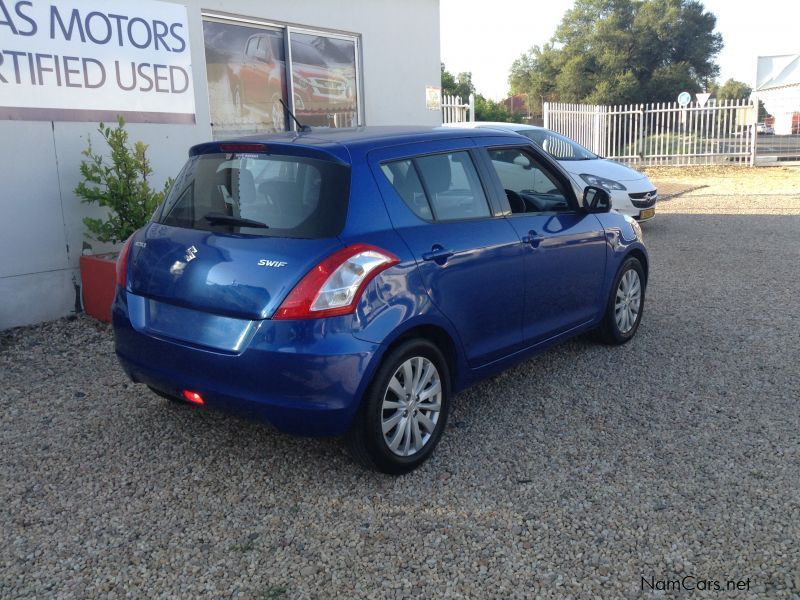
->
xmin=273 ymin=244 xmax=399 ymax=320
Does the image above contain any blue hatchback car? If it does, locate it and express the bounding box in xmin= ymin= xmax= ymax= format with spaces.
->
xmin=113 ymin=126 xmax=648 ymax=473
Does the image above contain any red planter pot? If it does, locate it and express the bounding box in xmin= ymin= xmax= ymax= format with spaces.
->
xmin=80 ymin=253 xmax=118 ymax=323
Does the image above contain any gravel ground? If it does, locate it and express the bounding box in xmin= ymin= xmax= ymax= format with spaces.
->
xmin=2 ymin=196 xmax=800 ymax=598
xmin=645 ymin=165 xmax=800 ymax=201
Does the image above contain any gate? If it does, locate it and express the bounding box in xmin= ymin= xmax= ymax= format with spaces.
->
xmin=544 ymin=99 xmax=758 ymax=166
xmin=442 ymin=94 xmax=475 ymax=124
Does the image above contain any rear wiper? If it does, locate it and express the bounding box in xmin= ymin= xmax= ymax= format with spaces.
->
xmin=203 ymin=212 xmax=268 ymax=228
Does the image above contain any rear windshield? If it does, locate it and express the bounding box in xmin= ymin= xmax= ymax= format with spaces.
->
xmin=158 ymin=153 xmax=350 ymax=238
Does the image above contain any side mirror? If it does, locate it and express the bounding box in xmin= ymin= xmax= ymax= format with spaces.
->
xmin=583 ymin=186 xmax=612 ymax=213
xmin=513 ymin=154 xmax=532 ymax=170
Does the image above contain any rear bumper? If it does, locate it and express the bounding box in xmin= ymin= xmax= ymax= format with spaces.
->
xmin=113 ymin=290 xmax=381 ymax=436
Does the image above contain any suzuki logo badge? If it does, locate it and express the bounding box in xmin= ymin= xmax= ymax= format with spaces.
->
xmin=185 ymin=245 xmax=198 ymax=262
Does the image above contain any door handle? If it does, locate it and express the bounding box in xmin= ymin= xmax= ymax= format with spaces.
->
xmin=421 ymin=245 xmax=455 ymax=265
xmin=521 ymin=230 xmax=544 ymax=248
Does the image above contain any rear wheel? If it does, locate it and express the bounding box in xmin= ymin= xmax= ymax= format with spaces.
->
xmin=347 ymin=339 xmax=450 ymax=474
xmin=598 ymin=257 xmax=645 ymax=345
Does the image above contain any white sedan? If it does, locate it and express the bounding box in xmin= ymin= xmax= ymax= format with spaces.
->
xmin=446 ymin=122 xmax=657 ymax=221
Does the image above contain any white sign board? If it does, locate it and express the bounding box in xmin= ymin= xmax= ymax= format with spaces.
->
xmin=0 ymin=0 xmax=195 ymax=123
xmin=426 ymin=86 xmax=442 ymax=110
xmin=695 ymin=92 xmax=711 ymax=107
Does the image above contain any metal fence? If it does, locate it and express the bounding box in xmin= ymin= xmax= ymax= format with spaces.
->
xmin=544 ymin=99 xmax=758 ymax=166
xmin=442 ymin=94 xmax=475 ymax=124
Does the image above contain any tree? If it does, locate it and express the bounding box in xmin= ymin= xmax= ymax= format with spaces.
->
xmin=509 ymin=0 xmax=723 ymax=107
xmin=75 ymin=117 xmax=172 ymax=244
xmin=441 ymin=63 xmax=476 ymax=100
xmin=441 ymin=64 xmax=521 ymax=122
xmin=711 ymin=78 xmax=751 ymax=101
xmin=707 ymin=78 xmax=768 ymax=118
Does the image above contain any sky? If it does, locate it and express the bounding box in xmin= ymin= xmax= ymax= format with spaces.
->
xmin=440 ymin=0 xmax=800 ymax=101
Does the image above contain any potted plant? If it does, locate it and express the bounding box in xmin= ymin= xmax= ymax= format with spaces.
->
xmin=75 ymin=117 xmax=171 ymax=322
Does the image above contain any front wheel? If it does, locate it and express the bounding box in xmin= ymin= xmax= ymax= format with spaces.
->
xmin=347 ymin=339 xmax=450 ymax=474
xmin=598 ymin=257 xmax=645 ymax=345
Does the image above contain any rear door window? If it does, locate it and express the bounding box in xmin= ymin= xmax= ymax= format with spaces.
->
xmin=158 ymin=153 xmax=350 ymax=239
xmin=416 ymin=152 xmax=490 ymax=221
xmin=381 ymin=151 xmax=491 ymax=222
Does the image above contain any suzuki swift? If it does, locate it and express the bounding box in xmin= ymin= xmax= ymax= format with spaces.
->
xmin=113 ymin=126 xmax=648 ymax=474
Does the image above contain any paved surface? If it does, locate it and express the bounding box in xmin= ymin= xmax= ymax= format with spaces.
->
xmin=756 ymin=134 xmax=800 ymax=158
xmin=2 ymin=198 xmax=799 ymax=598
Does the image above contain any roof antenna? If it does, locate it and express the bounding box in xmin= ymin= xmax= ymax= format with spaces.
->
xmin=279 ymin=98 xmax=311 ymax=132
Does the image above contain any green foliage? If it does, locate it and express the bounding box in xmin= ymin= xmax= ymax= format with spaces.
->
xmin=474 ymin=96 xmax=520 ymax=122
xmin=709 ymin=78 xmax=752 ymax=101
xmin=509 ymin=0 xmax=723 ymax=107
xmin=706 ymin=78 xmax=768 ymax=118
xmin=75 ymin=117 xmax=171 ymax=245
xmin=441 ymin=63 xmax=523 ymax=123
xmin=441 ymin=63 xmax=476 ymax=99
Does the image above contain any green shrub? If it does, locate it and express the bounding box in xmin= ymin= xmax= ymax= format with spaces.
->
xmin=75 ymin=117 xmax=171 ymax=245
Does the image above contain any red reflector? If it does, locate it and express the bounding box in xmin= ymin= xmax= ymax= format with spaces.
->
xmin=219 ymin=143 xmax=266 ymax=153
xmin=182 ymin=390 xmax=205 ymax=405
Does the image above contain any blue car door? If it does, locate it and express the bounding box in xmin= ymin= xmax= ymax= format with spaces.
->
xmin=369 ymin=141 xmax=525 ymax=368
xmin=478 ymin=142 xmax=607 ymax=345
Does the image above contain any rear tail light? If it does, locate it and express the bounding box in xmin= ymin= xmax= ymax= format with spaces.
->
xmin=116 ymin=237 xmax=133 ymax=288
xmin=182 ymin=390 xmax=205 ymax=405
xmin=274 ymin=244 xmax=399 ymax=320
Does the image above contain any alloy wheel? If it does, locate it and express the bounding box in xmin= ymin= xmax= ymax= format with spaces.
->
xmin=615 ymin=268 xmax=642 ymax=334
xmin=381 ymin=356 xmax=442 ymax=457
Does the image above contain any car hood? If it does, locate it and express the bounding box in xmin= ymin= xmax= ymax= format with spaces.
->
xmin=557 ymin=158 xmax=647 ymax=182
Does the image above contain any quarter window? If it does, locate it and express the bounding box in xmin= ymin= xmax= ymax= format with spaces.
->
xmin=380 ymin=161 xmax=431 ymax=220
xmin=487 ymin=148 xmax=571 ymax=213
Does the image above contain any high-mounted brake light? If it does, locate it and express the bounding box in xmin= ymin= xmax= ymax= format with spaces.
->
xmin=274 ymin=244 xmax=399 ymax=320
xmin=182 ymin=390 xmax=205 ymax=405
xmin=219 ymin=143 xmax=266 ymax=153
xmin=116 ymin=237 xmax=133 ymax=288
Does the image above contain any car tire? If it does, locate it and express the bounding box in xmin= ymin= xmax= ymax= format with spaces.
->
xmin=597 ymin=257 xmax=645 ymax=345
xmin=346 ymin=339 xmax=451 ymax=475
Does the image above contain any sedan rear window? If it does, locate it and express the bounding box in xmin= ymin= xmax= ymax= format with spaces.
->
xmin=158 ymin=153 xmax=350 ymax=239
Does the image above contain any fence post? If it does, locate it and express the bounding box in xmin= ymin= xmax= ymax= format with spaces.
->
xmin=639 ymin=105 xmax=646 ymax=160
xmin=543 ymin=102 xmax=550 ymax=129
xmin=468 ymin=94 xmax=475 ymax=122
xmin=749 ymin=95 xmax=758 ymax=166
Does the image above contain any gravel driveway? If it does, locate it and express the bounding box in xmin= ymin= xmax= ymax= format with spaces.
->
xmin=2 ymin=196 xmax=799 ymax=598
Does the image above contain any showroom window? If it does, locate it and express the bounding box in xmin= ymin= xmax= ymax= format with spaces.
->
xmin=202 ymin=14 xmax=362 ymax=138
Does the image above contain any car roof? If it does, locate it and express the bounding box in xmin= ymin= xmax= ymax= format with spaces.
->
xmin=445 ymin=121 xmax=545 ymax=132
xmin=193 ymin=126 xmax=530 ymax=163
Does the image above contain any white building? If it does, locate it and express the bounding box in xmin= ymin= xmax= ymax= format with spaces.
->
xmin=0 ymin=0 xmax=442 ymax=329
xmin=755 ymin=54 xmax=800 ymax=135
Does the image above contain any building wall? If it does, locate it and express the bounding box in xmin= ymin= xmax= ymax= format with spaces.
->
xmin=0 ymin=0 xmax=441 ymax=329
